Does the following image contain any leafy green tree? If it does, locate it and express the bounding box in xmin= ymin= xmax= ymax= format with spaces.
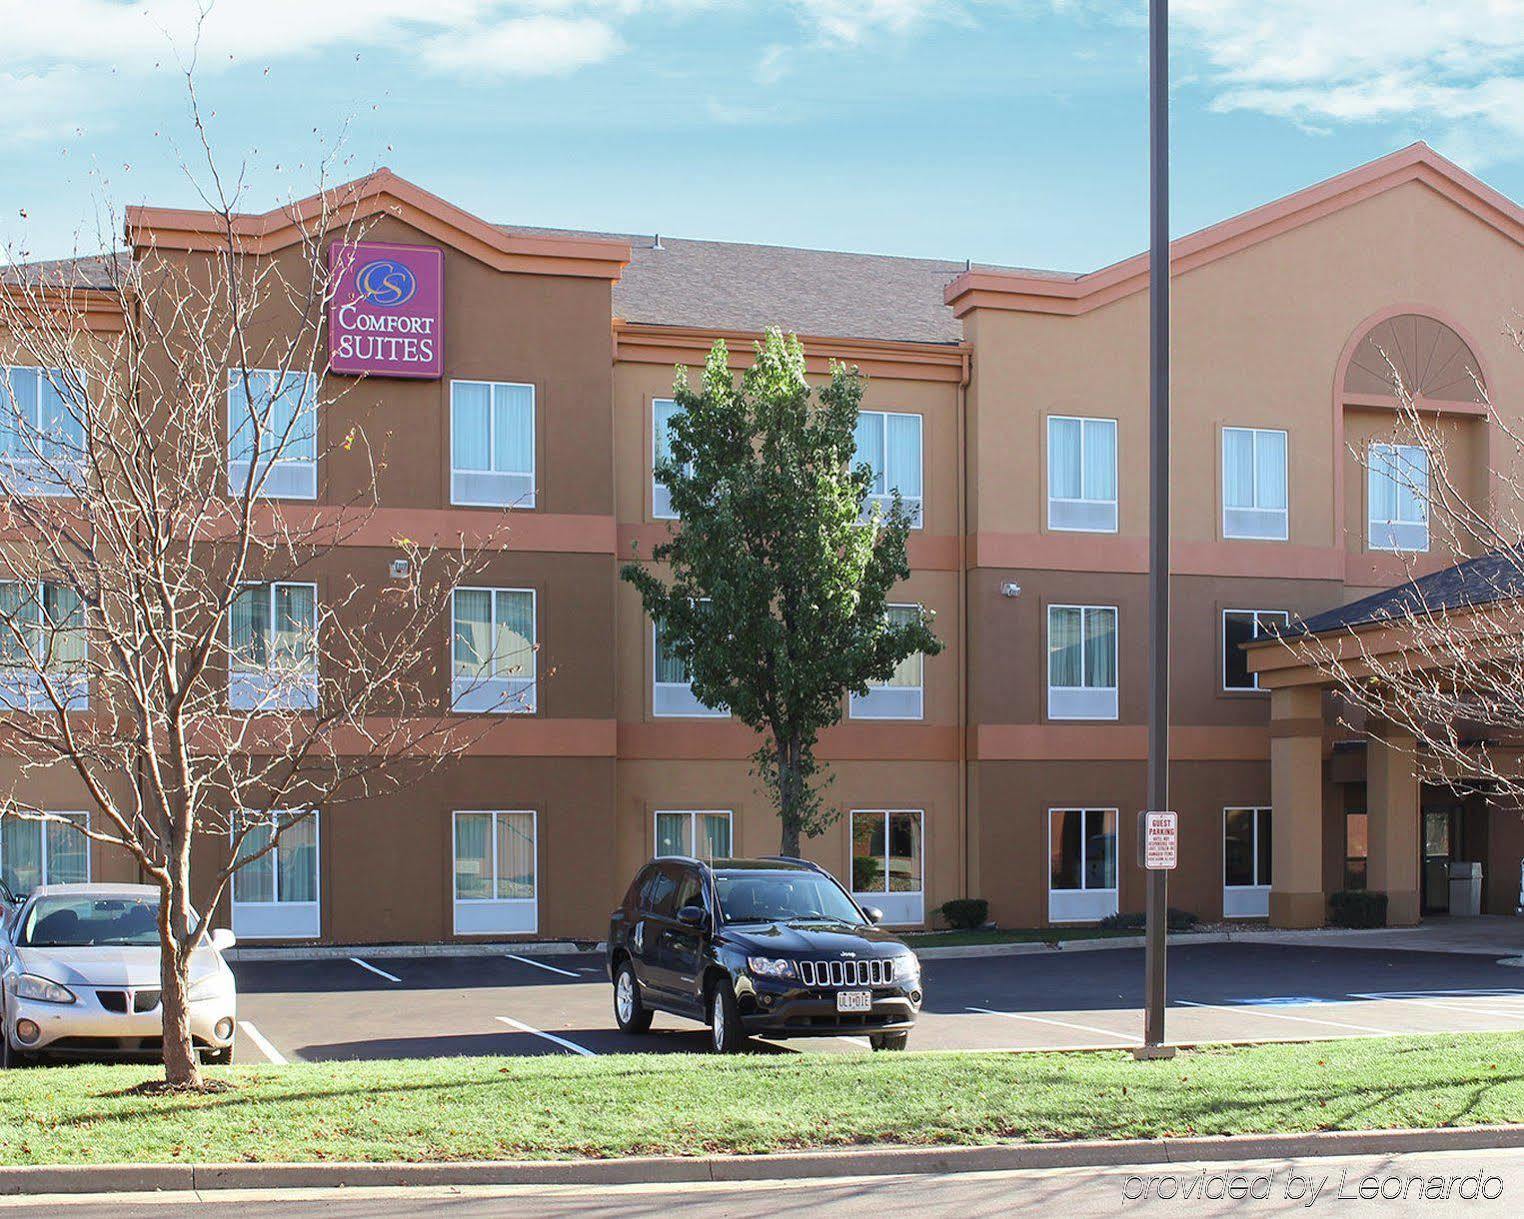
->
xmin=622 ymin=329 xmax=942 ymax=857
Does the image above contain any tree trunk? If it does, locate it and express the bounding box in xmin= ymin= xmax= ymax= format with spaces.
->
xmin=157 ymin=864 xmax=203 ymax=1088
xmin=777 ymin=735 xmax=802 ymax=857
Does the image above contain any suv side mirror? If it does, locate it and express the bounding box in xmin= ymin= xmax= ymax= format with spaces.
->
xmin=862 ymin=906 xmax=885 ymax=925
xmin=676 ymin=904 xmax=708 ymax=930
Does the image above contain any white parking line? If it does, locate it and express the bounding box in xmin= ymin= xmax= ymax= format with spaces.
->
xmin=494 ymin=1015 xmax=597 ymax=1056
xmin=1349 ymin=992 xmax=1524 ymax=1023
xmin=505 ymin=954 xmax=579 ymax=978
xmin=238 ymin=1020 xmax=288 ymax=1065
xmin=1174 ymin=997 xmax=1394 ymax=1035
xmin=349 ymin=957 xmax=402 ymax=983
xmin=966 ymin=1006 xmax=1140 ymax=1045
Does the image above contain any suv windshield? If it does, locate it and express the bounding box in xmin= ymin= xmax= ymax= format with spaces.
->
xmin=19 ymin=897 xmax=160 ymax=948
xmin=714 ymin=870 xmax=865 ymax=926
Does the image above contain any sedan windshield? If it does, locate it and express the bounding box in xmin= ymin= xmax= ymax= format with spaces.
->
xmin=714 ymin=871 xmax=865 ymax=926
xmin=18 ymin=897 xmax=160 ymax=948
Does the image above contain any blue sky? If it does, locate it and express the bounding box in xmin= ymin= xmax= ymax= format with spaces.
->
xmin=6 ymin=2 xmax=1524 ymax=272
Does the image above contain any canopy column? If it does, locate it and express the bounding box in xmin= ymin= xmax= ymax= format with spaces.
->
xmin=1367 ymin=720 xmax=1421 ymax=926
xmin=1269 ymin=685 xmax=1326 ymax=928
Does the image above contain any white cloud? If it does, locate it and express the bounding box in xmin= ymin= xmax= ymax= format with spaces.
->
xmin=423 ymin=15 xmax=624 ymax=75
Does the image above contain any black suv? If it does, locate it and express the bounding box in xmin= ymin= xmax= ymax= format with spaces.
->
xmin=607 ymin=856 xmax=922 ymax=1053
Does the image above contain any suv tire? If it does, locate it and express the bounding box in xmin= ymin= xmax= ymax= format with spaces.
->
xmin=708 ymin=979 xmax=746 ymax=1054
xmin=869 ymin=1032 xmax=909 ymax=1052
xmin=613 ymin=959 xmax=653 ymax=1034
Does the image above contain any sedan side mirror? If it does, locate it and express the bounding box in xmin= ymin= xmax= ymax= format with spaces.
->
xmin=676 ymin=904 xmax=708 ymax=929
xmin=210 ymin=928 xmax=238 ymax=952
xmin=862 ymin=906 xmax=885 ymax=925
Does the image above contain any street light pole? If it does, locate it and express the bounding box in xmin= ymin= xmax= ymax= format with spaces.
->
xmin=1141 ymin=0 xmax=1173 ymax=1057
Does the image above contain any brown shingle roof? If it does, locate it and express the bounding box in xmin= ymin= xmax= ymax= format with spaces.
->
xmin=2 ymin=253 xmax=125 ymax=290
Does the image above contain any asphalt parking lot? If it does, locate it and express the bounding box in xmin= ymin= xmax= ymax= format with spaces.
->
xmin=226 ymin=943 xmax=1524 ymax=1064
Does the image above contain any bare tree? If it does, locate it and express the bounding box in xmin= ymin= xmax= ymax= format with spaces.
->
xmin=0 ymin=96 xmax=516 ymax=1089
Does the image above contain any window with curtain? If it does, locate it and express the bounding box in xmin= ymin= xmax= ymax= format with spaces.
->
xmin=451 ymin=381 xmax=536 ymax=508
xmin=1222 ymin=609 xmax=1291 ymax=691
xmin=229 ymin=583 xmax=318 ymax=711
xmin=654 ymin=811 xmax=732 ymax=860
xmin=854 ymin=410 xmax=923 ymax=526
xmin=1047 ymin=605 xmax=1118 ymax=720
xmin=0 ymin=811 xmax=89 ymax=895
xmin=1221 ymin=426 xmax=1288 ymax=540
xmin=233 ymin=812 xmax=318 ymax=904
xmin=451 ymin=587 xmax=537 ymax=713
xmin=1047 ymin=416 xmax=1118 ymax=532
xmin=453 ymin=811 xmax=538 ymax=934
xmin=227 ymin=369 xmax=318 ymax=499
xmin=0 ymin=581 xmax=88 ymax=710
xmin=652 ymin=608 xmax=726 ymax=717
xmin=0 ymin=365 xmax=86 ymax=496
xmin=652 ymin=398 xmax=688 ymax=520
xmin=1368 ymin=443 xmax=1430 ymax=552
xmin=850 ymin=604 xmax=925 ymax=720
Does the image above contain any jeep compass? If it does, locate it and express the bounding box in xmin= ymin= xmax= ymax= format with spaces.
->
xmin=607 ymin=856 xmax=922 ymax=1053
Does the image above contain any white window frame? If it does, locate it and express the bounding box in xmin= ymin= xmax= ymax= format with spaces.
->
xmin=652 ymin=616 xmax=727 ymax=718
xmin=1047 ymin=807 xmax=1119 ymax=923
xmin=653 ymin=810 xmax=733 ymax=861
xmin=0 ymin=364 xmax=86 ymax=496
xmin=1221 ymin=426 xmax=1289 ymax=541
xmin=0 ymin=580 xmax=88 ymax=711
xmin=230 ymin=810 xmax=321 ymax=940
xmin=452 ymin=809 xmax=539 ymax=936
xmin=1223 ymin=806 xmax=1272 ymax=919
xmin=228 ymin=581 xmax=319 ymax=712
xmin=450 ymin=379 xmax=537 ymax=509
xmin=451 ymin=587 xmax=537 ymax=714
xmin=1367 ymin=442 xmax=1430 ymax=553
xmin=1221 ymin=608 xmax=1291 ymax=693
xmin=1047 ymin=415 xmax=1118 ymax=533
xmin=855 ymin=409 xmax=924 ymax=528
xmin=226 ymin=369 xmax=318 ymax=501
xmin=849 ymin=808 xmax=925 ymax=925
xmin=1046 ymin=604 xmax=1119 ymax=721
xmin=651 ymin=397 xmax=690 ymax=521
xmin=850 ymin=603 xmax=925 ymax=721
xmin=0 ymin=811 xmax=90 ymax=895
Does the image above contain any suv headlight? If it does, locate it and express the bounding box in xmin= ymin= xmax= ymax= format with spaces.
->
xmin=747 ymin=956 xmax=798 ymax=980
xmin=895 ymin=952 xmax=921 ymax=981
xmin=11 ymin=973 xmax=76 ymax=1005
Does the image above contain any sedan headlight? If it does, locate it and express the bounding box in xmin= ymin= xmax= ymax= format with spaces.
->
xmin=188 ymin=972 xmax=231 ymax=1002
xmin=11 ymin=973 xmax=76 ymax=1005
xmin=747 ymin=956 xmax=798 ymax=980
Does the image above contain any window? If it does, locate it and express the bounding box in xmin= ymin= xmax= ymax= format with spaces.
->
xmin=0 ymin=365 xmax=85 ymax=495
xmin=1345 ymin=811 xmax=1369 ymax=890
xmin=0 ymin=581 xmax=88 ymax=711
xmin=1047 ymin=416 xmax=1117 ymax=532
xmin=229 ymin=583 xmax=318 ymax=711
xmin=453 ymin=810 xmax=537 ymax=934
xmin=451 ymin=380 xmax=535 ymax=508
xmin=231 ymin=811 xmax=320 ymax=939
xmin=654 ymin=810 xmax=732 ymax=860
xmin=452 ymin=588 xmax=536 ymax=713
xmin=1222 ymin=609 xmax=1291 ymax=692
xmin=227 ymin=369 xmax=317 ymax=499
xmin=1047 ymin=605 xmax=1118 ymax=720
xmin=1222 ymin=426 xmax=1288 ymax=540
xmin=1223 ymin=807 xmax=1272 ymax=919
xmin=0 ymin=812 xmax=89 ymax=896
xmin=652 ymin=613 xmax=726 ymax=718
xmin=850 ymin=604 xmax=924 ymax=720
xmin=652 ymin=398 xmax=687 ymax=520
xmin=854 ymin=410 xmax=923 ymax=526
xmin=850 ymin=809 xmax=924 ymax=924
xmin=1048 ymin=808 xmax=1118 ymax=922
xmin=1368 ymin=443 xmax=1429 ymax=552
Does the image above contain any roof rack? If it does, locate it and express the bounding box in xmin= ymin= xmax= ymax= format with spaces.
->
xmin=755 ymin=854 xmax=829 ymax=876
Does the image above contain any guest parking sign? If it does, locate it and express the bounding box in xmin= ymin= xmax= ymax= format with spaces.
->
xmin=1141 ymin=810 xmax=1178 ymax=870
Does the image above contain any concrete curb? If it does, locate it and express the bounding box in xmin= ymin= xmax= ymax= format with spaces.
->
xmin=912 ymin=926 xmax=1519 ymax=961
xmin=6 ymin=1125 xmax=1524 ymax=1195
xmin=226 ymin=940 xmax=605 ymax=963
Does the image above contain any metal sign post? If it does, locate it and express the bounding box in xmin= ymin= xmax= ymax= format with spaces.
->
xmin=1138 ymin=0 xmax=1176 ymax=1062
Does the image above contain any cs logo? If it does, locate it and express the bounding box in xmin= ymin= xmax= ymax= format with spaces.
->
xmin=354 ymin=258 xmax=417 ymax=308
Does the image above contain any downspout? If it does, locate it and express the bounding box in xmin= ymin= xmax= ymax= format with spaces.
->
xmin=956 ymin=346 xmax=972 ymax=906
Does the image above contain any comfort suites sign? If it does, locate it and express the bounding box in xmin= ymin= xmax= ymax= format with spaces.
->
xmin=328 ymin=241 xmax=444 ymax=379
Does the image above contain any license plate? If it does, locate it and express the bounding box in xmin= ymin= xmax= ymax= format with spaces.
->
xmin=836 ymin=990 xmax=872 ymax=1013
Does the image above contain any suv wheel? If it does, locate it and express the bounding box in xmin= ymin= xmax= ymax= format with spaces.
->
xmin=869 ymin=1032 xmax=909 ymax=1052
xmin=613 ymin=960 xmax=653 ymax=1034
xmin=708 ymin=979 xmax=746 ymax=1054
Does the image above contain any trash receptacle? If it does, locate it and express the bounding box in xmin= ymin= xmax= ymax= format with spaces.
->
xmin=1449 ymin=861 xmax=1482 ymax=917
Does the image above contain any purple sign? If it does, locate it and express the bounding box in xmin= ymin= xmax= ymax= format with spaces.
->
xmin=328 ymin=241 xmax=444 ymax=379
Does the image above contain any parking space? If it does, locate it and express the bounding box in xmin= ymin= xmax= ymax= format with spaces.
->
xmin=226 ymin=943 xmax=1524 ymax=1064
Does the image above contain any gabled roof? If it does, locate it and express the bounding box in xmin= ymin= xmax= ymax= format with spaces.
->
xmin=1290 ymin=548 xmax=1524 ymax=637
xmin=945 ymin=143 xmax=1524 ymax=317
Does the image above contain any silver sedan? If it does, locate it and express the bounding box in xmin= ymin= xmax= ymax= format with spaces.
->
xmin=0 ymin=883 xmax=238 ymax=1066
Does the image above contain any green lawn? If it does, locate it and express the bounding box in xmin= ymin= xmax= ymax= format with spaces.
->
xmin=902 ymin=927 xmax=1149 ymax=948
xmin=1 ymin=1034 xmax=1521 ymax=1165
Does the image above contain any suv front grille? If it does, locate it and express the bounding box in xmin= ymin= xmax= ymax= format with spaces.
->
xmin=798 ymin=958 xmax=894 ymax=989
